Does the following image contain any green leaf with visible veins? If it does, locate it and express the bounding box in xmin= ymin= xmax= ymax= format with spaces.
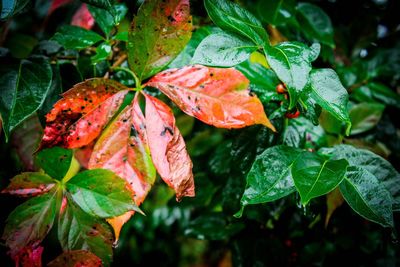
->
xmin=292 ymin=151 xmax=348 ymax=205
xmin=0 ymin=57 xmax=52 ymax=141
xmin=66 ymin=169 xmax=140 ymax=218
xmin=307 ymin=68 xmax=351 ymax=134
xmin=35 ymin=147 xmax=73 ymax=181
xmin=340 ymin=166 xmax=394 ymax=228
xmin=58 ymin=196 xmax=113 ymax=266
xmin=296 ymin=2 xmax=335 ymax=47
xmin=2 ymin=189 xmax=59 ymax=254
xmin=88 ymin=3 xmax=128 ymax=37
xmin=323 ymin=144 xmax=400 ymax=212
xmin=128 ymin=0 xmax=192 ymax=81
xmin=264 ymin=42 xmax=317 ymax=108
xmin=236 ymin=145 xmax=302 ymax=217
xmin=192 ymin=32 xmax=257 ymax=67
xmin=204 ymin=0 xmax=268 ymax=46
xmin=52 ymin=26 xmax=104 ymax=50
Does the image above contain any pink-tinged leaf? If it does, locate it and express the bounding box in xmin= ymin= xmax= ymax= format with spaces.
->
xmin=89 ymin=95 xmax=156 ymax=240
xmin=71 ymin=4 xmax=95 ymax=30
xmin=128 ymin=0 xmax=192 ymax=80
xmin=1 ymin=172 xmax=55 ymax=197
xmin=147 ymin=65 xmax=276 ymax=131
xmin=39 ymin=79 xmax=129 ymax=150
xmin=75 ymin=142 xmax=95 ymax=169
xmin=11 ymin=115 xmax=43 ymax=170
xmin=11 ymin=244 xmax=43 ymax=267
xmin=47 ymin=250 xmax=102 ymax=267
xmin=48 ymin=0 xmax=73 ymax=15
xmin=143 ymin=93 xmax=194 ymax=201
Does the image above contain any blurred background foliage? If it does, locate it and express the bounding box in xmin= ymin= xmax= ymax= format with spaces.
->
xmin=1 ymin=0 xmax=400 ymax=266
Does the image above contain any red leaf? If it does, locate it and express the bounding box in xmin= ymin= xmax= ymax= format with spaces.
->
xmin=47 ymin=250 xmax=102 ymax=267
xmin=48 ymin=0 xmax=73 ymax=15
xmin=39 ymin=79 xmax=129 ymax=150
xmin=11 ymin=244 xmax=43 ymax=267
xmin=71 ymin=4 xmax=95 ymax=30
xmin=143 ymin=93 xmax=194 ymax=200
xmin=1 ymin=172 xmax=55 ymax=197
xmin=74 ymin=142 xmax=95 ymax=169
xmin=88 ymin=95 xmax=156 ymax=240
xmin=147 ymin=65 xmax=276 ymax=131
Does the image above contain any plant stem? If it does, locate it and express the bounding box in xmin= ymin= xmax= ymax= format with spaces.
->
xmin=112 ymin=66 xmax=141 ymax=90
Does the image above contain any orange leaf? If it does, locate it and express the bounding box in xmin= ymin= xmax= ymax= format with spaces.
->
xmin=39 ymin=79 xmax=128 ymax=150
xmin=143 ymin=93 xmax=194 ymax=201
xmin=88 ymin=95 xmax=156 ymax=241
xmin=147 ymin=65 xmax=275 ymax=131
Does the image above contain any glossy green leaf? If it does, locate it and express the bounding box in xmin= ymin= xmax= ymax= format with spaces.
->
xmin=128 ymin=0 xmax=192 ymax=80
xmin=1 ymin=172 xmax=55 ymax=197
xmin=48 ymin=250 xmax=102 ymax=267
xmin=0 ymin=57 xmax=52 ymax=141
xmin=66 ymin=169 xmax=140 ymax=218
xmin=204 ymin=0 xmax=268 ymax=46
xmin=352 ymin=82 xmax=400 ymax=108
xmin=296 ymin=2 xmax=334 ymax=47
xmin=168 ymin=26 xmax=222 ymax=68
xmin=2 ymin=189 xmax=58 ymax=254
xmin=88 ymin=3 xmax=127 ymax=37
xmin=307 ymin=68 xmax=351 ymax=134
xmin=237 ymin=145 xmax=302 ymax=217
xmin=235 ymin=59 xmax=280 ymax=104
xmin=324 ymin=144 xmax=400 ymax=212
xmin=264 ymin=42 xmax=315 ymax=108
xmin=349 ymin=102 xmax=384 ymax=135
xmin=282 ymin=116 xmax=327 ymax=148
xmin=292 ymin=151 xmax=348 ymax=205
xmin=340 ymin=166 xmax=394 ymax=228
xmin=58 ymin=197 xmax=113 ymax=266
xmin=192 ymin=32 xmax=257 ymax=67
xmin=257 ymin=0 xmax=297 ymax=26
xmin=91 ymin=42 xmax=112 ymax=63
xmin=52 ymin=25 xmax=103 ymax=50
xmin=35 ymin=147 xmax=73 ymax=180
xmin=1 ymin=0 xmax=29 ymax=20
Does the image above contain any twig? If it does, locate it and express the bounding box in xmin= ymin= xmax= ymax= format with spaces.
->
xmin=111 ymin=53 xmax=127 ymax=68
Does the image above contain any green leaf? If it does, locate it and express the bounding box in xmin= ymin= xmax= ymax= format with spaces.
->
xmin=349 ymin=102 xmax=384 ymax=135
xmin=58 ymin=197 xmax=113 ymax=266
xmin=352 ymin=82 xmax=400 ymax=108
xmin=184 ymin=213 xmax=244 ymax=240
xmin=282 ymin=116 xmax=327 ymax=148
xmin=296 ymin=2 xmax=334 ymax=47
xmin=1 ymin=172 xmax=56 ymax=197
xmin=340 ymin=166 xmax=394 ymax=228
xmin=0 ymin=57 xmax=52 ymax=140
xmin=91 ymin=42 xmax=112 ymax=63
xmin=264 ymin=42 xmax=315 ymax=108
xmin=80 ymin=0 xmax=114 ymax=11
xmin=66 ymin=169 xmax=139 ymax=218
xmin=128 ymin=0 xmax=192 ymax=80
xmin=237 ymin=145 xmax=302 ymax=217
xmin=2 ymin=189 xmax=58 ymax=253
xmin=168 ymin=26 xmax=222 ymax=68
xmin=204 ymin=0 xmax=268 ymax=46
xmin=291 ymin=151 xmax=348 ymax=205
xmin=1 ymin=0 xmax=29 ymax=20
xmin=52 ymin=25 xmax=103 ymax=50
xmin=35 ymin=147 xmax=73 ymax=180
xmin=235 ymin=59 xmax=280 ymax=104
xmin=257 ymin=0 xmax=297 ymax=26
xmin=324 ymin=144 xmax=400 ymax=212
xmin=88 ymin=3 xmax=128 ymax=37
xmin=191 ymin=32 xmax=257 ymax=67
xmin=307 ymin=68 xmax=351 ymax=134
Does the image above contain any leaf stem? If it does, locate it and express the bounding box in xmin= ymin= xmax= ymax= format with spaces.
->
xmin=112 ymin=67 xmax=141 ymax=90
